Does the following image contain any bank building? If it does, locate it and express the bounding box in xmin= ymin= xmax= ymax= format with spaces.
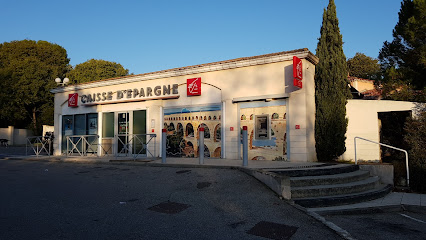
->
xmin=51 ymin=48 xmax=417 ymax=163
xmin=51 ymin=48 xmax=315 ymax=161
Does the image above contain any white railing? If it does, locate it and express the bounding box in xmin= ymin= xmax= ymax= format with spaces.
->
xmin=66 ymin=135 xmax=105 ymax=156
xmin=354 ymin=136 xmax=409 ymax=187
xmin=116 ymin=134 xmax=157 ymax=158
xmin=26 ymin=136 xmax=53 ymax=156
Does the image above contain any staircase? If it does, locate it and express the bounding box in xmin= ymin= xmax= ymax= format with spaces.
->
xmin=244 ymin=163 xmax=393 ymax=208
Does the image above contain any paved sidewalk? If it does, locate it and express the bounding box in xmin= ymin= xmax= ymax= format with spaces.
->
xmin=149 ymin=157 xmax=324 ymax=169
xmin=2 ymin=149 xmax=425 ymax=214
xmin=308 ymin=192 xmax=426 ymax=215
xmin=1 ymin=153 xmax=324 ymax=170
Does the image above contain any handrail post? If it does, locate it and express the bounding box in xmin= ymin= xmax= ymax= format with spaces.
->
xmin=199 ymin=128 xmax=204 ymax=165
xmin=162 ymin=129 xmax=167 ymax=163
xmin=404 ymin=150 xmax=410 ymax=187
xmin=36 ymin=138 xmax=39 ymax=156
xmin=354 ymin=137 xmax=358 ymax=165
xmin=49 ymin=137 xmax=51 ymax=156
xmin=154 ymin=134 xmax=157 ymax=158
xmin=354 ymin=136 xmax=410 ymax=187
xmin=242 ymin=126 xmax=248 ymax=167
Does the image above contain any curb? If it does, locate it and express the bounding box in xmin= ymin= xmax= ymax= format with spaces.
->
xmin=307 ymin=204 xmax=426 ymax=216
xmin=0 ymin=156 xmax=243 ymax=169
xmin=289 ymin=202 xmax=357 ymax=240
xmin=309 ymin=205 xmax=404 ymax=216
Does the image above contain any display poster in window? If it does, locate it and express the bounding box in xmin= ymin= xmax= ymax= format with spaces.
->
xmin=64 ymin=118 xmax=73 ymax=136
xmin=118 ymin=122 xmax=128 ymax=134
xmin=163 ymin=105 xmax=221 ymax=158
xmin=88 ymin=117 xmax=98 ymax=135
xmin=118 ymin=113 xmax=129 ymax=134
xmin=240 ymin=105 xmax=287 ymax=161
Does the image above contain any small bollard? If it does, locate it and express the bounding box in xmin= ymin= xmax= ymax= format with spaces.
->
xmin=199 ymin=127 xmax=204 ymax=165
xmin=162 ymin=129 xmax=167 ymax=163
xmin=242 ymin=126 xmax=248 ymax=166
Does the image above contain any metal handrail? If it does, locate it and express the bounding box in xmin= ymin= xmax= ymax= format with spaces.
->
xmin=116 ymin=134 xmax=157 ymax=158
xmin=26 ymin=136 xmax=52 ymax=156
xmin=354 ymin=136 xmax=409 ymax=187
xmin=66 ymin=135 xmax=105 ymax=157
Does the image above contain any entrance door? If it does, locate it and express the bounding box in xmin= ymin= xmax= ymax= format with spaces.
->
xmin=133 ymin=110 xmax=147 ymax=156
xmin=117 ymin=112 xmax=130 ymax=155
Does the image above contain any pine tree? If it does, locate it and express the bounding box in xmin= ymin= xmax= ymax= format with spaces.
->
xmin=315 ymin=0 xmax=351 ymax=161
xmin=378 ymin=0 xmax=425 ymax=90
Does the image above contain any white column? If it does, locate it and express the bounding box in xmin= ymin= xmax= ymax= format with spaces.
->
xmin=8 ymin=126 xmax=14 ymax=146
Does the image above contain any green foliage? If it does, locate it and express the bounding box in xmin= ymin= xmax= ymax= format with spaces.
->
xmin=67 ymin=59 xmax=129 ymax=84
xmin=381 ymin=83 xmax=426 ymax=102
xmin=0 ymin=40 xmax=69 ymax=134
xmin=347 ymin=53 xmax=380 ymax=80
xmin=404 ymin=105 xmax=426 ymax=192
xmin=378 ymin=0 xmax=426 ymax=90
xmin=315 ymin=0 xmax=351 ymax=161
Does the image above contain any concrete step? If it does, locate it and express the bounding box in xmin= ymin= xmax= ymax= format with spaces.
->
xmin=293 ymin=184 xmax=393 ymax=208
xmin=291 ymin=176 xmax=379 ymax=198
xmin=290 ymin=170 xmax=370 ymax=187
xmin=269 ymin=164 xmax=359 ymax=177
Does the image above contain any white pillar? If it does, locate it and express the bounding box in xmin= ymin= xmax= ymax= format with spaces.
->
xmin=8 ymin=126 xmax=14 ymax=146
xmin=162 ymin=129 xmax=167 ymax=163
xmin=242 ymin=126 xmax=248 ymax=166
xmin=199 ymin=127 xmax=204 ymax=164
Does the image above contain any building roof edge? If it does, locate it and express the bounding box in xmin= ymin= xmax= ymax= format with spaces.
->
xmin=51 ymin=48 xmax=317 ymax=93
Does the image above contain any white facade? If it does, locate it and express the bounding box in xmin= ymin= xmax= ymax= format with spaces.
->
xmin=52 ymin=48 xmax=319 ymax=162
xmin=342 ymin=100 xmax=419 ymax=161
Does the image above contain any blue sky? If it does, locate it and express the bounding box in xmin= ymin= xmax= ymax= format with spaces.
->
xmin=1 ymin=0 xmax=402 ymax=75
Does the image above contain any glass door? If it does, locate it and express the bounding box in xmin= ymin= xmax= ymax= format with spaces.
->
xmin=62 ymin=115 xmax=74 ymax=153
xmin=117 ymin=112 xmax=130 ymax=155
xmin=133 ymin=110 xmax=147 ymax=156
xmin=102 ymin=112 xmax=114 ymax=155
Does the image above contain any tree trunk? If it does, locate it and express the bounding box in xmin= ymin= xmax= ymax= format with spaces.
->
xmin=32 ymin=107 xmax=38 ymax=135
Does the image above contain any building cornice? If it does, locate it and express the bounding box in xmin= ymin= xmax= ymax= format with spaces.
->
xmin=51 ymin=48 xmax=318 ymax=94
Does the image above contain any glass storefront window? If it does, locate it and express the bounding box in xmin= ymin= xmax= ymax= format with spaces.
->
xmin=74 ymin=114 xmax=86 ymax=135
xmin=62 ymin=114 xmax=99 ymax=154
xmin=133 ymin=110 xmax=147 ymax=155
xmin=87 ymin=113 xmax=98 ymax=135
xmin=63 ymin=115 xmax=73 ymax=136
xmin=102 ymin=112 xmax=114 ymax=138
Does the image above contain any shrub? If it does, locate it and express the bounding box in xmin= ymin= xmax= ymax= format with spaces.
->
xmin=404 ymin=105 xmax=426 ymax=193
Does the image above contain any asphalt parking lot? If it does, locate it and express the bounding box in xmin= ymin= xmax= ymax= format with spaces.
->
xmin=324 ymin=210 xmax=426 ymax=240
xmin=0 ymin=159 xmax=341 ymax=240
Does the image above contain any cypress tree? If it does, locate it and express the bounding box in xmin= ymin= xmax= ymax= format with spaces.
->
xmin=315 ymin=0 xmax=351 ymax=161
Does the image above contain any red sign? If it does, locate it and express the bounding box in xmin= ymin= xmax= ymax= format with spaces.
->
xmin=293 ymin=78 xmax=303 ymax=88
xmin=293 ymin=56 xmax=303 ymax=89
xmin=68 ymin=93 xmax=78 ymax=107
xmin=295 ymin=125 xmax=300 ymax=129
xmin=187 ymin=77 xmax=201 ymax=96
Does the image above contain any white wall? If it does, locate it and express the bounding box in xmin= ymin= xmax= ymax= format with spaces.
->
xmin=52 ymin=50 xmax=319 ymax=161
xmin=0 ymin=126 xmax=33 ymax=145
xmin=287 ymin=59 xmax=317 ymax=162
xmin=342 ymin=100 xmax=418 ymax=161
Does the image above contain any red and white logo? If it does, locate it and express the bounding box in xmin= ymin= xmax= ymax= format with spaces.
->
xmin=293 ymin=56 xmax=303 ymax=89
xmin=68 ymin=93 xmax=78 ymax=107
xmin=187 ymin=77 xmax=201 ymax=96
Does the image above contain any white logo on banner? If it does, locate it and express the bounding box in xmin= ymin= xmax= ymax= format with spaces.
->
xmin=188 ymin=78 xmax=199 ymax=94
